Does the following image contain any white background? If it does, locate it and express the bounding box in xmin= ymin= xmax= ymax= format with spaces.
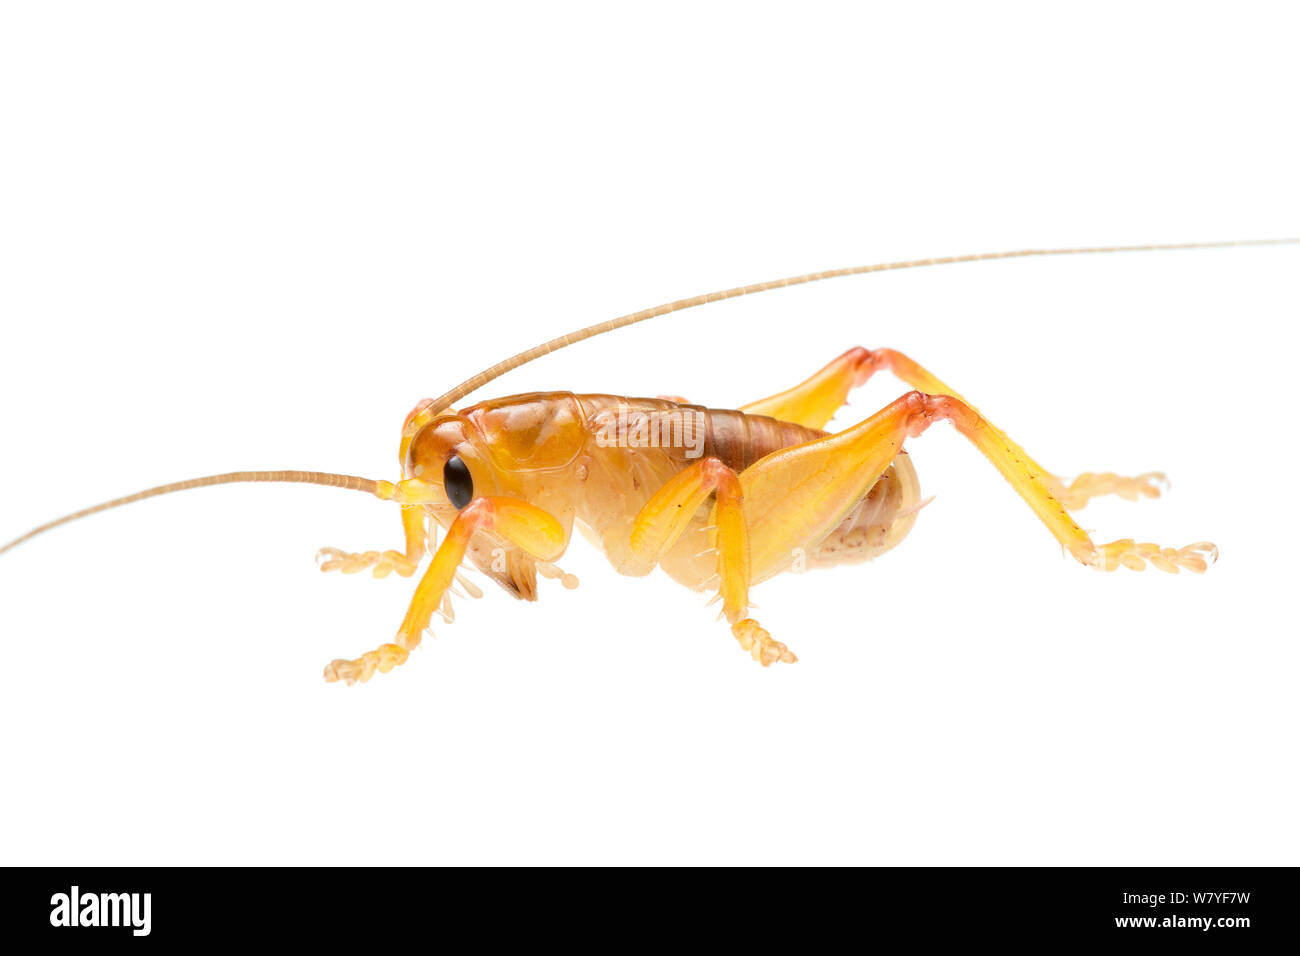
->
xmin=1 ymin=2 xmax=1297 ymax=865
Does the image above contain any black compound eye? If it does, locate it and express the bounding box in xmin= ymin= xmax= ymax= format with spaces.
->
xmin=443 ymin=454 xmax=474 ymax=510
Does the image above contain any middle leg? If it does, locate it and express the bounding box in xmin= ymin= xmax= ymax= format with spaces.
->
xmin=627 ymin=456 xmax=797 ymax=666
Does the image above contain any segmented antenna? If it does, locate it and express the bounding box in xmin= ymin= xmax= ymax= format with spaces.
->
xmin=4 ymin=237 xmax=1296 ymax=555
xmin=426 ymin=238 xmax=1300 ymax=415
xmin=0 ymin=471 xmax=389 ymax=556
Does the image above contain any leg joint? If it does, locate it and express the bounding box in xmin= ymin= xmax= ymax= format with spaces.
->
xmin=899 ymin=390 xmax=968 ymax=436
xmin=699 ymin=456 xmax=739 ymax=488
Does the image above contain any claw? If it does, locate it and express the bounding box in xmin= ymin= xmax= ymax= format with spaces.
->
xmin=731 ymin=619 xmax=798 ymax=666
xmin=316 ymin=546 xmax=418 ymax=578
xmin=323 ymin=642 xmax=410 ymax=685
xmin=1053 ymin=471 xmax=1169 ymax=509
xmin=536 ymin=561 xmax=580 ymax=590
xmin=1085 ymin=538 xmax=1218 ymax=574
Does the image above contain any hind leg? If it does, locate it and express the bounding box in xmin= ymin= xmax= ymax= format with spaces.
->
xmin=1042 ymin=471 xmax=1169 ymax=510
xmin=736 ymin=390 xmax=1213 ymax=579
xmin=850 ymin=348 xmax=1173 ymax=510
xmin=739 ymin=348 xmax=872 ymax=429
xmin=743 ymin=346 xmax=1170 ymax=509
xmin=631 ymin=389 xmax=1212 ymax=670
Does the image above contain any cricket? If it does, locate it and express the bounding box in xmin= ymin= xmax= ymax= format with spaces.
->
xmin=3 ymin=239 xmax=1295 ymax=684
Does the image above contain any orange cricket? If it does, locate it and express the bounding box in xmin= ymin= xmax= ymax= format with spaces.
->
xmin=3 ymin=239 xmax=1294 ymax=683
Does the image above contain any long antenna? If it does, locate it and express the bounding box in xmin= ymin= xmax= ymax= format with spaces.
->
xmin=6 ymin=237 xmax=1297 ymax=556
xmin=0 ymin=470 xmax=389 ymax=557
xmin=425 ymin=237 xmax=1300 ymax=416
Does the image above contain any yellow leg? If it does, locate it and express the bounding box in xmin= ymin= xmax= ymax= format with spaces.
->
xmin=323 ymin=497 xmax=566 ymax=684
xmin=628 ymin=457 xmax=796 ymax=666
xmin=859 ymin=348 xmax=1178 ymax=511
xmin=736 ymin=390 xmax=1214 ymax=581
xmin=319 ymin=396 xmax=455 ymax=580
xmin=317 ymin=504 xmax=428 ymax=578
xmin=740 ymin=347 xmax=871 ymax=429
xmin=1042 ymin=471 xmax=1169 ymax=510
xmin=745 ymin=346 xmax=1170 ymax=509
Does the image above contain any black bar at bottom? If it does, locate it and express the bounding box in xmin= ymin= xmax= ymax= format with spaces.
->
xmin=5 ymin=866 xmax=1295 ymax=944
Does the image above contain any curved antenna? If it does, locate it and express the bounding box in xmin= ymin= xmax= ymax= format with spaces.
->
xmin=0 ymin=470 xmax=391 ymax=557
xmin=427 ymin=237 xmax=1300 ymax=415
xmin=8 ymin=237 xmax=1297 ymax=556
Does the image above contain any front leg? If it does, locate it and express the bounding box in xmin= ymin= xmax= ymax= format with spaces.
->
xmin=323 ymin=497 xmax=566 ymax=684
xmin=317 ymin=504 xmax=428 ymax=578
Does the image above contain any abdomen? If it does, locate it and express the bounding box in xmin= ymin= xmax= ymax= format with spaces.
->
xmin=570 ymin=395 xmax=922 ymax=590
